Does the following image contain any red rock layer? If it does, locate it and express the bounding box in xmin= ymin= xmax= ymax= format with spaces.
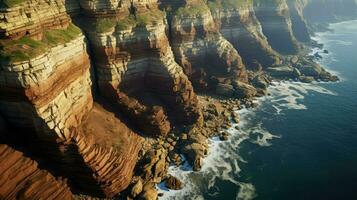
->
xmin=208 ymin=1 xmax=282 ymax=68
xmin=80 ymin=1 xmax=202 ymax=136
xmin=0 ymin=144 xmax=73 ymax=200
xmin=0 ymin=0 xmax=80 ymax=39
xmin=164 ymin=0 xmax=248 ymax=91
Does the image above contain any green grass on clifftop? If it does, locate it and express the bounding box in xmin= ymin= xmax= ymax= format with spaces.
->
xmin=94 ymin=10 xmax=165 ymax=33
xmin=175 ymin=4 xmax=209 ymax=17
xmin=207 ymin=0 xmax=253 ymax=10
xmin=0 ymin=23 xmax=82 ymax=63
xmin=0 ymin=0 xmax=25 ymax=8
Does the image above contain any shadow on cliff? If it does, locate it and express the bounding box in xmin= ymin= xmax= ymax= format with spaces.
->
xmin=0 ymin=112 xmax=107 ymax=197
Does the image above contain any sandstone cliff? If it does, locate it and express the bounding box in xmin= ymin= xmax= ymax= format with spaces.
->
xmin=77 ymin=0 xmax=203 ymax=137
xmin=0 ymin=144 xmax=73 ymax=199
xmin=254 ymin=0 xmax=301 ymax=55
xmin=162 ymin=0 xmax=249 ymax=91
xmin=208 ymin=0 xmax=282 ymax=68
xmin=0 ymin=0 xmax=356 ymax=199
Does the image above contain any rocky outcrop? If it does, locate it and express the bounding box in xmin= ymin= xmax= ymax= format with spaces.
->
xmin=163 ymin=0 xmax=248 ymax=91
xmin=77 ymin=0 xmax=202 ymax=137
xmin=208 ymin=0 xmax=282 ymax=68
xmin=0 ymin=144 xmax=73 ymax=199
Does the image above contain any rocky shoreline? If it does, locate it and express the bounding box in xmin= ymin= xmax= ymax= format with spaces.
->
xmin=1 ymin=0 xmax=355 ymax=199
xmin=116 ymin=45 xmax=339 ymax=200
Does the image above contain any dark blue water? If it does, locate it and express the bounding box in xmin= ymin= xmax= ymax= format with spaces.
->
xmin=239 ymin=20 xmax=357 ymax=200
xmin=160 ymin=20 xmax=357 ymax=200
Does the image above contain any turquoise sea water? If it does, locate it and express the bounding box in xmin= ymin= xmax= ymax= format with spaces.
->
xmin=160 ymin=20 xmax=357 ymax=200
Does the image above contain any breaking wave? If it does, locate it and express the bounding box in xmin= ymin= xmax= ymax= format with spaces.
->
xmin=159 ymin=83 xmax=337 ymax=200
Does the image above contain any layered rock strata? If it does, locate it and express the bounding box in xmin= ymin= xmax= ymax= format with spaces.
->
xmin=287 ymin=0 xmax=311 ymax=43
xmin=0 ymin=2 xmax=143 ymax=197
xmin=0 ymin=0 xmax=79 ymax=39
xmin=254 ymin=0 xmax=300 ymax=55
xmin=0 ymin=0 xmax=355 ymax=199
xmin=208 ymin=0 xmax=282 ymax=68
xmin=0 ymin=144 xmax=73 ymax=199
xmin=78 ymin=0 xmax=202 ymax=136
xmin=163 ymin=0 xmax=248 ymax=91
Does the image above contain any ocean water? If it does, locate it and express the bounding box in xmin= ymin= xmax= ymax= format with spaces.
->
xmin=159 ymin=20 xmax=357 ymax=200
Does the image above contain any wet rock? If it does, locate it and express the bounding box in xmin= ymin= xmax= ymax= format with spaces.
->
xmin=219 ymin=134 xmax=228 ymax=141
xmin=193 ymin=157 xmax=202 ymax=171
xmin=299 ymin=76 xmax=314 ymax=83
xmin=165 ymin=176 xmax=183 ymax=190
xmin=314 ymin=52 xmax=323 ymax=59
xmin=182 ymin=143 xmax=206 ymax=161
xmin=252 ymin=75 xmax=270 ymax=89
xmin=293 ymin=67 xmax=302 ymax=77
xmin=231 ymin=112 xmax=240 ymax=124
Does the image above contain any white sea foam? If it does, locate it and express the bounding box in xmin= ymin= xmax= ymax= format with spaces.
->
xmin=159 ymin=80 xmax=338 ymax=200
xmin=159 ymin=30 xmax=342 ymax=199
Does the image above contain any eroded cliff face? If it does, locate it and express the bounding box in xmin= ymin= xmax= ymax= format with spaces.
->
xmin=254 ymin=0 xmax=300 ymax=55
xmin=0 ymin=0 xmax=356 ymax=198
xmin=208 ymin=0 xmax=282 ymax=69
xmin=0 ymin=0 xmax=143 ymax=198
xmin=0 ymin=144 xmax=73 ymax=199
xmin=163 ymin=0 xmax=248 ymax=92
xmin=287 ymin=0 xmax=311 ymax=43
xmin=77 ymin=0 xmax=202 ymax=137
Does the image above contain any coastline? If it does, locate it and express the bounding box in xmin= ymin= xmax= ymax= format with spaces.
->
xmin=154 ymin=20 xmax=356 ymax=200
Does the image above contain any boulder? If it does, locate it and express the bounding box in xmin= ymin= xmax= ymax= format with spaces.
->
xmin=232 ymin=81 xmax=257 ymax=99
xmin=267 ymin=66 xmax=295 ymax=78
xmin=138 ymin=187 xmax=158 ymax=200
xmin=216 ymin=83 xmax=234 ymax=97
xmin=130 ymin=179 xmax=143 ymax=198
xmin=182 ymin=142 xmax=206 ymax=161
xmin=165 ymin=176 xmax=183 ymax=190
xmin=293 ymin=67 xmax=301 ymax=77
xmin=290 ymin=56 xmax=299 ymax=64
xmin=193 ymin=157 xmax=202 ymax=171
xmin=299 ymin=76 xmax=315 ymax=83
xmin=252 ymin=75 xmax=270 ymax=89
xmin=299 ymin=64 xmax=322 ymax=77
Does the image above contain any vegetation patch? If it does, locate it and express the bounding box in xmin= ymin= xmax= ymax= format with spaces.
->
xmin=95 ymin=18 xmax=117 ymax=33
xmin=0 ymin=0 xmax=25 ymax=8
xmin=95 ymin=10 xmax=165 ymax=33
xmin=0 ymin=23 xmax=82 ymax=63
xmin=175 ymin=4 xmax=209 ymax=18
xmin=207 ymin=0 xmax=253 ymax=10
